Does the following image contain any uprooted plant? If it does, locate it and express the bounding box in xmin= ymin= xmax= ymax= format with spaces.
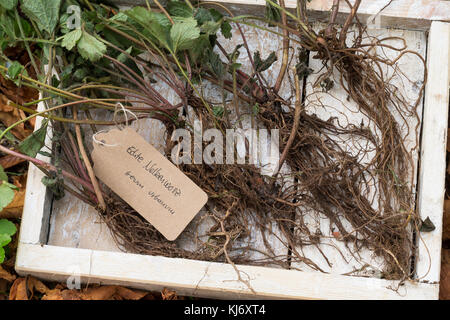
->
xmin=0 ymin=0 xmax=431 ymax=283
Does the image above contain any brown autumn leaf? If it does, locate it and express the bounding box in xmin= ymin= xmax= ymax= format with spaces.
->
xmin=0 ymin=155 xmax=25 ymax=170
xmin=9 ymin=278 xmax=28 ymax=300
xmin=115 ymin=286 xmax=149 ymax=300
xmin=42 ymin=288 xmax=82 ymax=300
xmin=79 ymin=285 xmax=149 ymax=300
xmin=80 ymin=285 xmax=118 ymax=300
xmin=161 ymin=288 xmax=181 ymax=300
xmin=0 ymin=266 xmax=16 ymax=282
xmin=9 ymin=276 xmax=49 ymax=300
xmin=0 ymin=94 xmax=34 ymax=140
xmin=0 ymin=174 xmax=27 ymax=219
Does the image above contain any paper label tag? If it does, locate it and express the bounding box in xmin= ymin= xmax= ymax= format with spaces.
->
xmin=91 ymin=128 xmax=208 ymax=241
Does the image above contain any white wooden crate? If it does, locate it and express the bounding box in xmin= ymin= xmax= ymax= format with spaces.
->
xmin=15 ymin=0 xmax=450 ymax=299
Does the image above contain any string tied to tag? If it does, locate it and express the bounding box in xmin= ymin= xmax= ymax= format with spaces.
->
xmin=93 ymin=103 xmax=142 ymax=147
xmin=114 ymin=102 xmax=141 ymax=131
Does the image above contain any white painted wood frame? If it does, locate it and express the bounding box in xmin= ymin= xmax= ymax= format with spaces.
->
xmin=15 ymin=1 xmax=450 ymax=299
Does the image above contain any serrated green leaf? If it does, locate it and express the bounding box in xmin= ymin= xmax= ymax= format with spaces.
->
xmin=170 ymin=17 xmax=200 ymax=53
xmin=0 ymin=184 xmax=14 ymax=212
xmin=77 ymin=31 xmax=106 ymax=62
xmin=41 ymin=175 xmax=65 ymax=200
xmin=6 ymin=60 xmax=24 ymax=80
xmin=206 ymin=49 xmax=224 ymax=78
xmin=61 ymin=28 xmax=82 ymax=50
xmin=194 ymin=7 xmax=214 ymax=25
xmin=265 ymin=0 xmax=281 ymax=24
xmin=167 ymin=1 xmax=192 ymax=18
xmin=0 ymin=12 xmax=17 ymax=39
xmin=124 ymin=7 xmax=171 ymax=49
xmin=0 ymin=0 xmax=18 ymax=10
xmin=221 ymin=21 xmax=232 ymax=39
xmin=188 ymin=34 xmax=210 ymax=64
xmin=6 ymin=60 xmax=27 ymax=86
xmin=18 ymin=120 xmax=48 ymax=157
xmin=21 ymin=0 xmax=61 ymax=34
xmin=0 ymin=219 xmax=16 ymax=236
xmin=200 ymin=20 xmax=220 ymax=35
xmin=254 ymin=51 xmax=277 ymax=72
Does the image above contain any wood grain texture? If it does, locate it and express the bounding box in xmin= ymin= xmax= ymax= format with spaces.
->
xmin=416 ymin=21 xmax=450 ymax=284
xmin=15 ymin=243 xmax=439 ymax=299
xmin=18 ymin=97 xmax=53 ymax=245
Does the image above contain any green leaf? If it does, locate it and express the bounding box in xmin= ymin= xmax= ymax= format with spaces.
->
xmin=124 ymin=7 xmax=171 ymax=49
xmin=167 ymin=1 xmax=193 ymax=18
xmin=41 ymin=175 xmax=65 ymax=200
xmin=188 ymin=34 xmax=210 ymax=64
xmin=200 ymin=20 xmax=220 ymax=35
xmin=254 ymin=51 xmax=277 ymax=72
xmin=6 ymin=60 xmax=24 ymax=80
xmin=0 ymin=246 xmax=5 ymax=263
xmin=117 ymin=46 xmax=133 ymax=64
xmin=0 ymin=165 xmax=7 ymax=181
xmin=194 ymin=7 xmax=214 ymax=25
xmin=77 ymin=30 xmax=106 ymax=62
xmin=61 ymin=28 xmax=82 ymax=51
xmin=212 ymin=106 xmax=224 ymax=117
xmin=221 ymin=21 xmax=232 ymax=39
xmin=0 ymin=12 xmax=18 ymax=39
xmin=18 ymin=120 xmax=48 ymax=157
xmin=420 ymin=216 xmax=436 ymax=232
xmin=0 ymin=219 xmax=17 ymax=236
xmin=21 ymin=0 xmax=61 ymax=34
xmin=0 ymin=0 xmax=18 ymax=10
xmin=206 ymin=49 xmax=224 ymax=78
xmin=0 ymin=184 xmax=14 ymax=212
xmin=208 ymin=8 xmax=232 ymax=39
xmin=170 ymin=17 xmax=200 ymax=53
xmin=265 ymin=0 xmax=281 ymax=24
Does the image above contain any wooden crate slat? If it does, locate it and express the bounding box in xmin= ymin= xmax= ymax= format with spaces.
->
xmin=416 ymin=21 xmax=450 ymax=284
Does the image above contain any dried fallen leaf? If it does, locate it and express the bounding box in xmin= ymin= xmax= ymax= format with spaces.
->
xmin=115 ymin=286 xmax=148 ymax=300
xmin=9 ymin=278 xmax=28 ymax=300
xmin=0 ymin=265 xmax=16 ymax=282
xmin=161 ymin=288 xmax=180 ymax=300
xmin=0 ymin=155 xmax=25 ymax=170
xmin=80 ymin=285 xmax=119 ymax=300
xmin=0 ymin=174 xmax=26 ymax=219
xmin=9 ymin=276 xmax=49 ymax=300
xmin=42 ymin=288 xmax=82 ymax=300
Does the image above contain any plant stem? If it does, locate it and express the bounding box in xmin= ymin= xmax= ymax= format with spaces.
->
xmin=274 ymin=0 xmax=290 ymax=94
xmin=274 ymin=68 xmax=302 ymax=177
xmin=73 ymin=107 xmax=106 ymax=211
xmin=0 ymin=144 xmax=94 ymax=193
xmin=14 ymin=10 xmax=40 ymax=76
